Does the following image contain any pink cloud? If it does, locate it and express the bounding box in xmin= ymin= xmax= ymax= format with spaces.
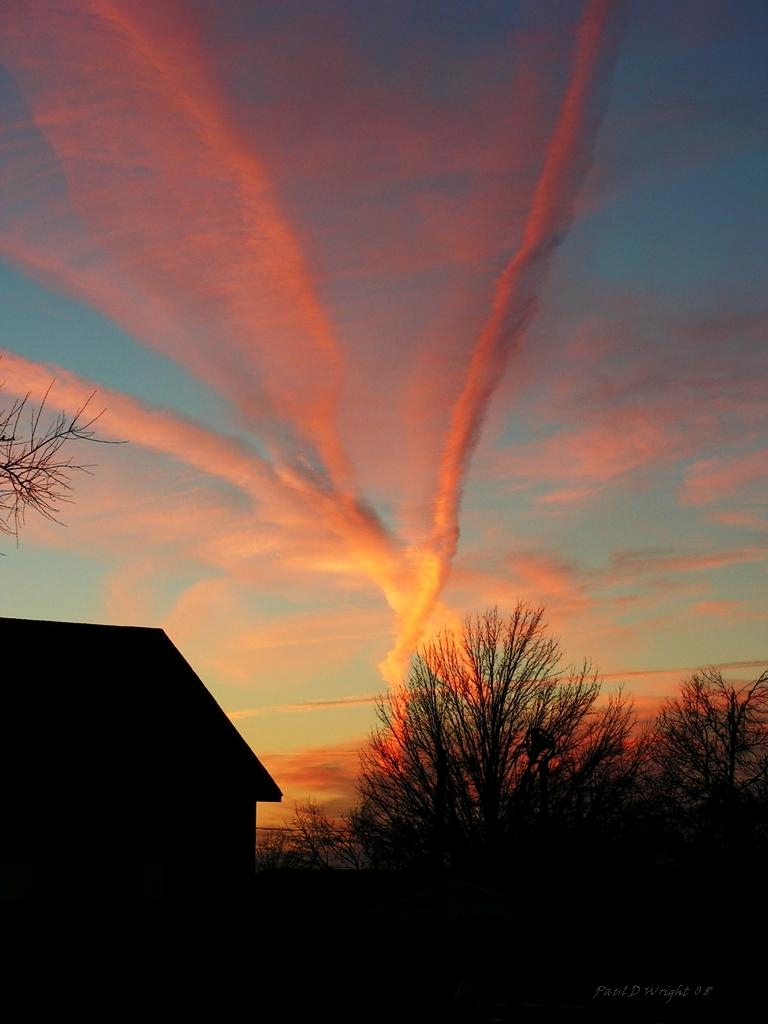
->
xmin=0 ymin=0 xmax=353 ymax=488
xmin=0 ymin=351 xmax=414 ymax=618
xmin=441 ymin=535 xmax=764 ymax=684
xmin=608 ymin=545 xmax=767 ymax=579
xmin=8 ymin=1 xmax=758 ymax=729
xmin=712 ymin=511 xmax=768 ymax=530
xmin=505 ymin=550 xmax=592 ymax=613
xmin=535 ymin=486 xmax=595 ymax=506
xmin=473 ymin=298 xmax=768 ymax=508
xmin=687 ymin=599 xmax=766 ymax=620
xmin=431 ymin=0 xmax=624 ymax=549
xmin=379 ymin=0 xmax=625 ymax=685
xmin=680 ymin=449 xmax=768 ymax=507
xmin=6 ymin=0 xmax=627 ymax=694
xmin=0 ymin=350 xmax=270 ymax=487
xmin=209 ymin=8 xmax=575 ymax=278
xmin=486 ymin=395 xmax=762 ymax=507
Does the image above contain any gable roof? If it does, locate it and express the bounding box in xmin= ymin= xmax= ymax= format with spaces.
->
xmin=0 ymin=616 xmax=282 ymax=802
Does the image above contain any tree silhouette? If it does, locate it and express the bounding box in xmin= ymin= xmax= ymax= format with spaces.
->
xmin=354 ymin=604 xmax=644 ymax=874
xmin=0 ymin=380 xmax=116 ymax=542
xmin=650 ymin=666 xmax=768 ymax=853
xmin=256 ymin=801 xmax=367 ymax=871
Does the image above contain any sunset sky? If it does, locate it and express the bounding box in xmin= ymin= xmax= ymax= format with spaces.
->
xmin=1 ymin=0 xmax=766 ymax=827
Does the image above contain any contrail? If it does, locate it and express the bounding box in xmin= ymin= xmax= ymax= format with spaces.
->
xmin=0 ymin=348 xmax=407 ymax=615
xmin=89 ymin=0 xmax=355 ymax=495
xmin=2 ymin=0 xmax=626 ymax=695
xmin=381 ymin=0 xmax=626 ymax=686
xmin=1 ymin=0 xmax=353 ymax=496
xmin=1 ymin=1 xmax=406 ymax=609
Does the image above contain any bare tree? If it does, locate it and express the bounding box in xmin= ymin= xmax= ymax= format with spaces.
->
xmin=1 ymin=380 xmax=116 ymax=542
xmin=355 ymin=604 xmax=644 ymax=873
xmin=256 ymin=801 xmax=369 ymax=871
xmin=650 ymin=666 xmax=768 ymax=847
xmin=254 ymin=824 xmax=293 ymax=872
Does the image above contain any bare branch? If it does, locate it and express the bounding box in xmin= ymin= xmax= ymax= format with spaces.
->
xmin=1 ymin=378 xmax=123 ymax=543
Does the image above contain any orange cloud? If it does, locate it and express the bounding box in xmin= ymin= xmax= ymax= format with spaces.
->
xmin=0 ymin=350 xmax=412 ymax=618
xmin=254 ymin=742 xmax=363 ymax=825
xmin=227 ymin=693 xmax=378 ymax=723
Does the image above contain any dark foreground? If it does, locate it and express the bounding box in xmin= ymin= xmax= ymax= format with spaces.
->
xmin=4 ymin=858 xmax=760 ymax=1022
xmin=244 ymin=864 xmax=762 ymax=1024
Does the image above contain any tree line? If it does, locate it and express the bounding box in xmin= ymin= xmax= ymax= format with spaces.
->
xmin=258 ymin=604 xmax=768 ymax=881
xmin=4 ymin=379 xmax=764 ymax=892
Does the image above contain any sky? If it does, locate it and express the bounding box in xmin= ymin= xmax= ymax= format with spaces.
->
xmin=1 ymin=0 xmax=766 ymax=828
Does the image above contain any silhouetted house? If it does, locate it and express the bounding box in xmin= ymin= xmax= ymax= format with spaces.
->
xmin=0 ymin=616 xmax=281 ymax=899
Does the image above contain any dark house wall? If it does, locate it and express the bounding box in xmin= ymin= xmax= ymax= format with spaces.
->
xmin=0 ymin=617 xmax=281 ymax=899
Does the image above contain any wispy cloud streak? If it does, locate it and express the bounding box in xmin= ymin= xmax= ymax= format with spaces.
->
xmin=0 ymin=2 xmax=444 ymax=636
xmin=680 ymin=449 xmax=768 ymax=507
xmin=1 ymin=0 xmax=348 ymax=481
xmin=227 ymin=693 xmax=378 ymax=722
xmin=381 ymin=0 xmax=626 ymax=683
